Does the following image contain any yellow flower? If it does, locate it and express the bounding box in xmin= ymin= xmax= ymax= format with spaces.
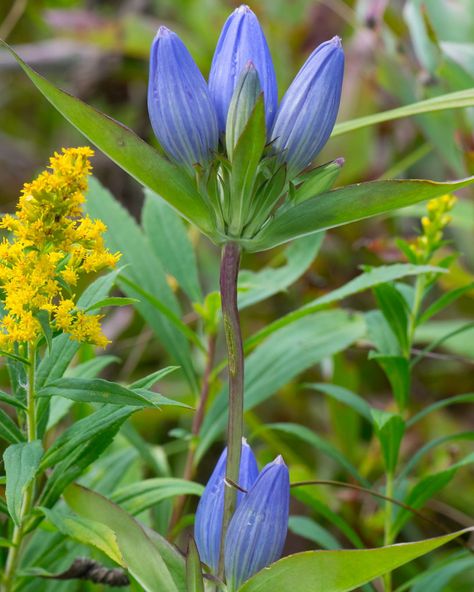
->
xmin=0 ymin=147 xmax=120 ymax=349
xmin=408 ymin=194 xmax=457 ymax=264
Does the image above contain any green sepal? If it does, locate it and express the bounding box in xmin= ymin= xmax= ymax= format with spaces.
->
xmin=292 ymin=158 xmax=344 ymax=204
xmin=228 ymin=93 xmax=266 ymax=236
xmin=226 ymin=65 xmax=262 ymax=160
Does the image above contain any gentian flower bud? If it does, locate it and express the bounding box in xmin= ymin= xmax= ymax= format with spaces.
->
xmin=225 ymin=61 xmax=262 ymax=160
xmin=194 ymin=441 xmax=258 ymax=573
xmin=209 ymin=5 xmax=278 ymax=133
xmin=270 ymin=36 xmax=344 ymax=178
xmin=148 ymin=27 xmax=219 ymax=168
xmin=224 ymin=456 xmax=290 ymax=590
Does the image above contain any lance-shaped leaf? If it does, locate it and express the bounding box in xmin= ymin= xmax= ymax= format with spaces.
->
xmin=0 ymin=40 xmax=214 ymax=237
xmin=237 ymin=528 xmax=474 ymax=592
xmin=244 ymin=177 xmax=474 ymax=251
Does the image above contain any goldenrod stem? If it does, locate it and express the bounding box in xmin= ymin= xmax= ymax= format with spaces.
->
xmin=217 ymin=242 xmax=244 ymax=580
xmin=2 ymin=344 xmax=37 ymax=592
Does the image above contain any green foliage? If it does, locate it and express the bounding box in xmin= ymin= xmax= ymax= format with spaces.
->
xmin=238 ymin=529 xmax=473 ymax=592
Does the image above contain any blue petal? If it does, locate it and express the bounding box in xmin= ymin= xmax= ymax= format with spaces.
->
xmin=194 ymin=441 xmax=259 ymax=574
xmin=209 ymin=5 xmax=277 ymax=133
xmin=270 ymin=36 xmax=344 ymax=178
xmin=148 ymin=27 xmax=218 ymax=167
xmin=224 ymin=455 xmax=290 ymax=590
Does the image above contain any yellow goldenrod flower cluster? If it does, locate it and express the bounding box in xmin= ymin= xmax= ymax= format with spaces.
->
xmin=0 ymin=147 xmax=120 ymax=350
xmin=409 ymin=194 xmax=457 ymax=264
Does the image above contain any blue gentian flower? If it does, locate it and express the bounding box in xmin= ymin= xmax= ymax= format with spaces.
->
xmin=270 ymin=36 xmax=345 ymax=178
xmin=209 ymin=5 xmax=278 ymax=133
xmin=224 ymin=456 xmax=290 ymax=590
xmin=148 ymin=26 xmax=218 ymax=167
xmin=194 ymin=440 xmax=259 ymax=573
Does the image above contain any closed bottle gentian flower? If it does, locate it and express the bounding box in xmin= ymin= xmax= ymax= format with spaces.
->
xmin=194 ymin=440 xmax=258 ymax=573
xmin=209 ymin=5 xmax=278 ymax=134
xmin=224 ymin=455 xmax=290 ymax=590
xmin=270 ymin=36 xmax=344 ymax=178
xmin=148 ymin=27 xmax=219 ymax=168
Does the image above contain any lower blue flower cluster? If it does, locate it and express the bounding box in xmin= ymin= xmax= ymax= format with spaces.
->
xmin=194 ymin=441 xmax=289 ymax=589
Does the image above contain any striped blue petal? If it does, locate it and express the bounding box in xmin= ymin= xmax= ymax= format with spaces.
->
xmin=224 ymin=456 xmax=290 ymax=590
xmin=148 ymin=26 xmax=219 ymax=168
xmin=209 ymin=5 xmax=277 ymax=134
xmin=194 ymin=441 xmax=259 ymax=574
xmin=270 ymin=36 xmax=344 ymax=178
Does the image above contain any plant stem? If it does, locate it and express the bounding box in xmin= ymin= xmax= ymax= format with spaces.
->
xmin=2 ymin=344 xmax=37 ymax=592
xmin=383 ymin=471 xmax=394 ymax=592
xmin=406 ymin=275 xmax=426 ymax=356
xmin=169 ymin=334 xmax=217 ymax=536
xmin=217 ymin=242 xmax=244 ymax=580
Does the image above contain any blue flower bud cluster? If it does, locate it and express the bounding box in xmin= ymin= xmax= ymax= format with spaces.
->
xmin=148 ymin=5 xmax=344 ymax=180
xmin=194 ymin=441 xmax=290 ymax=589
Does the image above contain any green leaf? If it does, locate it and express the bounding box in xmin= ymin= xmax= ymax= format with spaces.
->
xmin=186 ymin=538 xmax=205 ymax=592
xmin=4 ymin=441 xmax=43 ymax=525
xmin=65 ymin=484 xmax=181 ymax=592
xmin=87 ymin=177 xmax=199 ymax=388
xmin=288 ymin=516 xmax=341 ymax=550
xmin=245 ymin=178 xmax=474 ymax=251
xmin=292 ymin=489 xmax=365 ymax=549
xmin=39 ymin=418 xmax=133 ymax=509
xmin=40 ymin=507 xmax=125 ymax=566
xmin=0 ymin=408 xmax=25 ymax=444
xmin=306 ymin=383 xmax=372 ymax=423
xmin=414 ymin=319 xmax=474 ymax=359
xmin=119 ymin=274 xmax=204 ymax=351
xmin=142 ymin=192 xmax=202 ymax=302
xmin=407 ymin=393 xmax=474 ymax=427
xmin=36 ymin=270 xmax=120 ymax=436
xmin=84 ymin=297 xmax=139 ymax=312
xmin=245 ymin=264 xmax=442 ymax=350
xmin=365 ymin=310 xmax=401 ymax=356
xmin=40 ymin=405 xmax=135 ymax=470
xmin=111 ymin=478 xmax=204 ymax=515
xmin=371 ymin=410 xmax=405 ymax=473
xmin=332 ymin=88 xmax=474 ymax=136
xmin=372 ymin=284 xmax=409 ymax=354
xmin=0 ymin=350 xmax=29 ymax=365
xmin=36 ymin=377 xmax=188 ymax=409
xmin=260 ymin=423 xmax=368 ymax=486
xmin=46 ymin=355 xmax=121 ymax=432
xmin=197 ymin=310 xmax=365 ymax=461
xmin=0 ymin=390 xmax=27 ymax=411
xmin=238 ymin=233 xmax=324 ymax=309
xmin=405 ymin=553 xmax=474 ymax=592
xmin=36 ymin=310 xmax=53 ymax=352
xmin=237 ymin=528 xmax=473 ymax=592
xmin=397 ymin=431 xmax=474 ymax=481
xmin=418 ymin=283 xmax=474 ymax=325
xmin=0 ymin=40 xmax=213 ymax=235
xmin=130 ymin=366 xmax=180 ymax=389
xmin=370 ymin=355 xmax=410 ymax=411
xmin=392 ymin=453 xmax=474 ymax=536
